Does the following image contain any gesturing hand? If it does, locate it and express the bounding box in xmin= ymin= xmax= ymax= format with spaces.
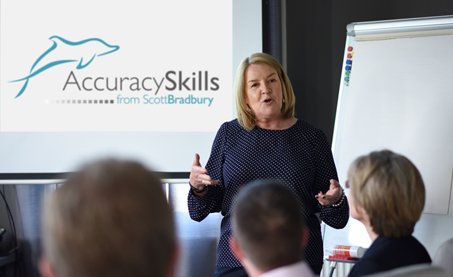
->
xmin=315 ymin=179 xmax=344 ymax=206
xmin=189 ymin=153 xmax=220 ymax=191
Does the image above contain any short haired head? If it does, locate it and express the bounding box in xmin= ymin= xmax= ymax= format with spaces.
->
xmin=231 ymin=179 xmax=305 ymax=271
xmin=347 ymin=150 xmax=425 ymax=237
xmin=235 ymin=52 xmax=296 ymax=130
xmin=41 ymin=159 xmax=176 ymax=277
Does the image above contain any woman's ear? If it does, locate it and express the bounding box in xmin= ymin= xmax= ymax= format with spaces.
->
xmin=39 ymin=256 xmax=56 ymax=277
xmin=230 ymin=236 xmax=245 ymax=261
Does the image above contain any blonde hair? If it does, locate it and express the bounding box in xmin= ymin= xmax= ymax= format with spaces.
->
xmin=235 ymin=52 xmax=296 ymax=130
xmin=41 ymin=159 xmax=176 ymax=277
xmin=348 ymin=150 xmax=425 ymax=237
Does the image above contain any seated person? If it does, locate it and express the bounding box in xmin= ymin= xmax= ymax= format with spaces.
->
xmin=39 ymin=158 xmax=178 ymax=277
xmin=346 ymin=150 xmax=431 ymax=277
xmin=229 ymin=179 xmax=314 ymax=277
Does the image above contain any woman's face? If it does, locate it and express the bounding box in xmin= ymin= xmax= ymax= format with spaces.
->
xmin=348 ymin=191 xmax=361 ymax=221
xmin=244 ymin=63 xmax=283 ymax=122
xmin=346 ymin=180 xmax=365 ymax=222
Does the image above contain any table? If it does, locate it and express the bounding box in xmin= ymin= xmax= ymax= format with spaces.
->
xmin=326 ymin=257 xmax=358 ymax=277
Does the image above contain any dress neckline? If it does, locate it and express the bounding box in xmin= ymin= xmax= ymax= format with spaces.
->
xmin=255 ymin=118 xmax=299 ymax=132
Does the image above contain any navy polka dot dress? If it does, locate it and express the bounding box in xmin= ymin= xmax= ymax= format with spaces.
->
xmin=188 ymin=119 xmax=349 ymax=274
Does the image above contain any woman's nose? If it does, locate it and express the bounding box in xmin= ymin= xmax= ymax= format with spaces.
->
xmin=261 ymin=82 xmax=271 ymax=94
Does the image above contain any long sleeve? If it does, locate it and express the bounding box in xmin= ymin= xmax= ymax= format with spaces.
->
xmin=187 ymin=123 xmax=227 ymax=221
xmin=313 ymin=129 xmax=349 ymax=229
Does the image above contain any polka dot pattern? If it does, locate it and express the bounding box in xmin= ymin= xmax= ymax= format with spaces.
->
xmin=188 ymin=119 xmax=349 ymax=274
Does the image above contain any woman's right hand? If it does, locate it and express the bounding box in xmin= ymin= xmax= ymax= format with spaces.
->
xmin=189 ymin=153 xmax=220 ymax=190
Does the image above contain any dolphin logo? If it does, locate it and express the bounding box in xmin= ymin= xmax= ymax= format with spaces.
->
xmin=10 ymin=36 xmax=120 ymax=98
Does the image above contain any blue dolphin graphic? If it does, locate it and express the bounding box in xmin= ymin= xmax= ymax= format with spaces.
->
xmin=10 ymin=36 xmax=120 ymax=98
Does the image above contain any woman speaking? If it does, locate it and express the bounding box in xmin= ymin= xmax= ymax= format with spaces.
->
xmin=188 ymin=52 xmax=349 ymax=277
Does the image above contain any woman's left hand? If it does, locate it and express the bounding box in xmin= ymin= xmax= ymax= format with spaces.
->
xmin=315 ymin=179 xmax=343 ymax=206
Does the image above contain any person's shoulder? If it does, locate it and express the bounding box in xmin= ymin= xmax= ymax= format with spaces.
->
xmin=298 ymin=119 xmax=322 ymax=131
xmin=349 ymin=258 xmax=382 ymax=277
xmin=296 ymin=119 xmax=328 ymax=140
xmin=408 ymin=236 xmax=431 ymax=260
xmin=388 ymin=236 xmax=428 ymax=251
xmin=218 ymin=119 xmax=241 ymax=131
xmin=373 ymin=236 xmax=431 ymax=261
xmin=216 ymin=119 xmax=244 ymax=137
xmin=223 ymin=118 xmax=240 ymax=127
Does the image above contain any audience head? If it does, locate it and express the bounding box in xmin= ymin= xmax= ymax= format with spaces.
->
xmin=347 ymin=150 xmax=425 ymax=238
xmin=234 ymin=52 xmax=296 ymax=130
xmin=40 ymin=158 xmax=177 ymax=277
xmin=230 ymin=179 xmax=307 ymax=275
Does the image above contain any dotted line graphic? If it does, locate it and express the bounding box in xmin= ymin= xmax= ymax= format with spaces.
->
xmin=56 ymin=99 xmax=115 ymax=104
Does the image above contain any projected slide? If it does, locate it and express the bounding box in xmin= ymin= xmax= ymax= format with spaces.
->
xmin=0 ymin=0 xmax=261 ymax=176
xmin=1 ymin=0 xmax=232 ymax=132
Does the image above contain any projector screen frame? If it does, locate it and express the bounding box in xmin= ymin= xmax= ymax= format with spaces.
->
xmin=0 ymin=0 xmax=263 ymax=182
